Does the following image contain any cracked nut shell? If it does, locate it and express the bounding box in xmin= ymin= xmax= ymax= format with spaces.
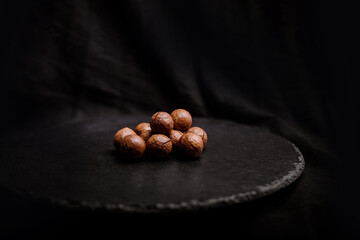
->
xmin=113 ymin=127 xmax=136 ymax=151
xmin=179 ymin=132 xmax=204 ymax=157
xmin=187 ymin=127 xmax=208 ymax=146
xmin=134 ymin=122 xmax=152 ymax=141
xmin=169 ymin=130 xmax=183 ymax=148
xmin=146 ymin=134 xmax=172 ymax=158
xmin=150 ymin=111 xmax=174 ymax=135
xmin=170 ymin=109 xmax=192 ymax=131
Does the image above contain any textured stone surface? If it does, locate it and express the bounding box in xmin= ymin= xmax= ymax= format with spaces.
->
xmin=0 ymin=115 xmax=304 ymax=212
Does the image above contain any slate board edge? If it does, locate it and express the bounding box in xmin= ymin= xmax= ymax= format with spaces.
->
xmin=44 ymin=142 xmax=305 ymax=213
xmin=0 ymin=141 xmax=305 ymax=213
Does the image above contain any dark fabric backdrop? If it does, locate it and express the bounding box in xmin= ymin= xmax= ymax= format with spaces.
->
xmin=0 ymin=0 xmax=357 ymax=238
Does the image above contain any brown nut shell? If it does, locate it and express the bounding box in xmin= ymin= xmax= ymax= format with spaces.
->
xmin=179 ymin=132 xmax=204 ymax=157
xmin=146 ymin=134 xmax=172 ymax=158
xmin=134 ymin=122 xmax=152 ymax=141
xmin=121 ymin=134 xmax=146 ymax=159
xmin=150 ymin=112 xmax=174 ymax=135
xmin=170 ymin=109 xmax=192 ymax=131
xmin=187 ymin=127 xmax=208 ymax=146
xmin=113 ymin=127 xmax=136 ymax=150
xmin=169 ymin=130 xmax=184 ymax=148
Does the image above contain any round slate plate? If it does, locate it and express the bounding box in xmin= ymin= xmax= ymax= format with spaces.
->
xmin=0 ymin=115 xmax=304 ymax=212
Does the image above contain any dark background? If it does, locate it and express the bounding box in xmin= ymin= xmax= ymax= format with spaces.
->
xmin=0 ymin=0 xmax=357 ymax=238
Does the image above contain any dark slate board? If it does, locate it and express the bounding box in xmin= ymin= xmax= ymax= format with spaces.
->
xmin=0 ymin=115 xmax=304 ymax=212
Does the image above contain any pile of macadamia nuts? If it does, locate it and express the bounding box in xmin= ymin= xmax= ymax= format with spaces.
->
xmin=113 ymin=109 xmax=208 ymax=159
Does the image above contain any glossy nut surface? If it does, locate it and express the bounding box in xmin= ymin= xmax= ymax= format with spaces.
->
xmin=134 ymin=122 xmax=152 ymax=141
xmin=169 ymin=130 xmax=183 ymax=148
xmin=170 ymin=109 xmax=192 ymax=131
xmin=113 ymin=127 xmax=136 ymax=150
xmin=150 ymin=112 xmax=174 ymax=135
xmin=187 ymin=127 xmax=208 ymax=146
xmin=146 ymin=134 xmax=172 ymax=158
xmin=179 ymin=133 xmax=204 ymax=157
xmin=121 ymin=134 xmax=146 ymax=159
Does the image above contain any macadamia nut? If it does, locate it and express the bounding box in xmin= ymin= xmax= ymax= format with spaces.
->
xmin=113 ymin=127 xmax=136 ymax=151
xmin=179 ymin=132 xmax=204 ymax=157
xmin=135 ymin=122 xmax=152 ymax=141
xmin=169 ymin=130 xmax=183 ymax=148
xmin=122 ymin=134 xmax=146 ymax=159
xmin=150 ymin=112 xmax=174 ymax=135
xmin=113 ymin=110 xmax=208 ymax=159
xmin=171 ymin=109 xmax=192 ymax=131
xmin=187 ymin=127 xmax=208 ymax=146
xmin=146 ymin=134 xmax=172 ymax=158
